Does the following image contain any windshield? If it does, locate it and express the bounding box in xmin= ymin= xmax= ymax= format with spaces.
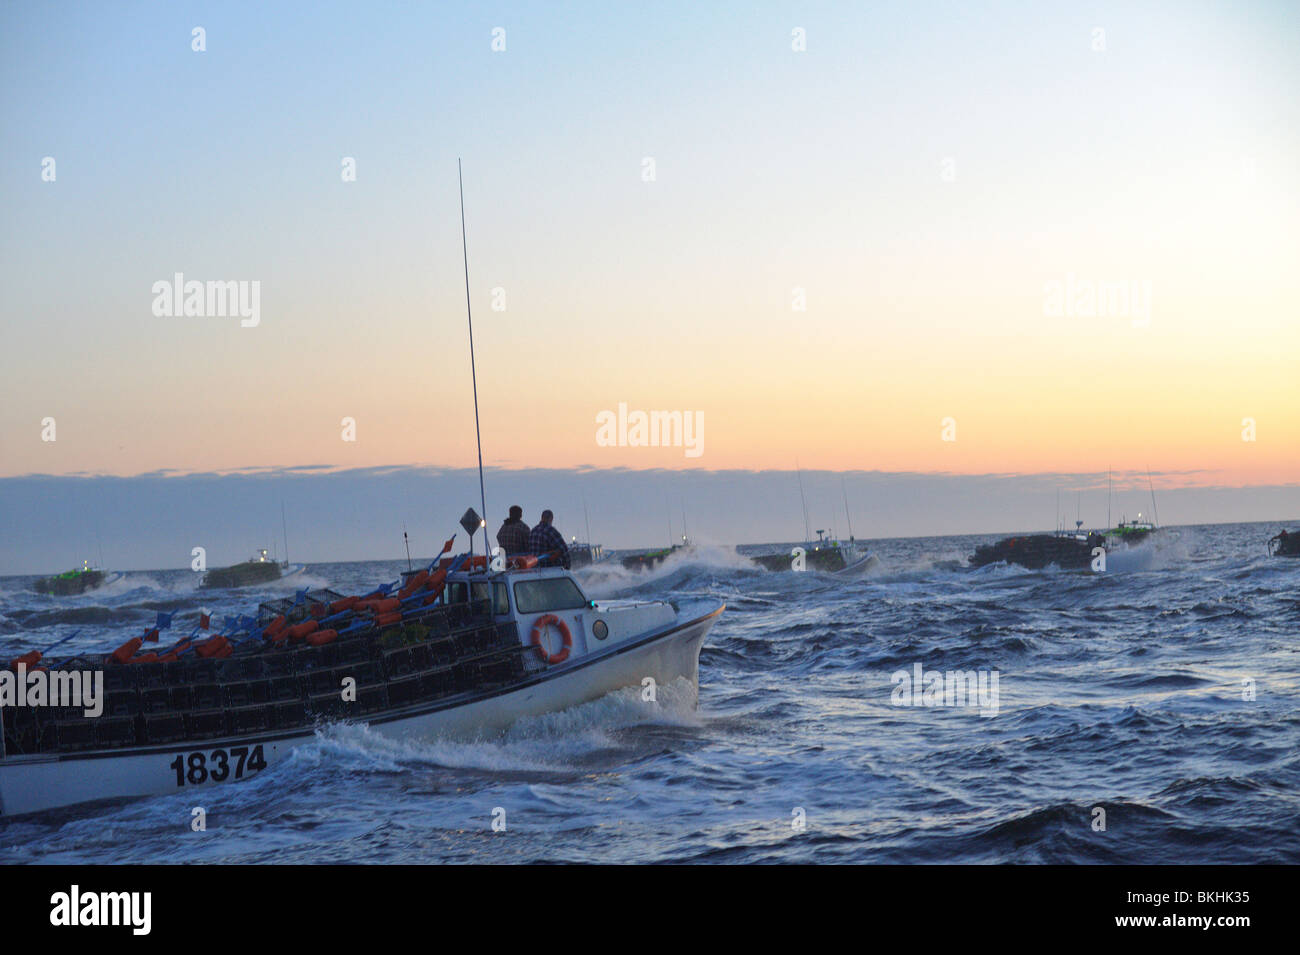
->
xmin=513 ymin=577 xmax=588 ymax=614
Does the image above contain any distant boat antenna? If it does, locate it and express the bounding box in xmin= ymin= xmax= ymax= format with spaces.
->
xmin=583 ymin=497 xmax=592 ymax=550
xmin=281 ymin=502 xmax=289 ymax=568
xmin=796 ymin=463 xmax=811 ymax=543
xmin=1146 ymin=467 xmax=1160 ymax=527
xmin=459 ymin=158 xmax=490 ymax=558
xmin=841 ymin=476 xmax=855 ymax=541
xmin=1107 ymin=467 xmax=1112 ymax=530
xmin=403 ymin=524 xmax=412 ymax=571
xmin=681 ymin=502 xmax=689 ymax=545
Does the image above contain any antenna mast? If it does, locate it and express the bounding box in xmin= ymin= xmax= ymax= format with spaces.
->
xmin=459 ymin=158 xmax=490 ymax=558
xmin=796 ymin=463 xmax=811 ymax=543
xmin=281 ymin=502 xmax=289 ymax=567
xmin=841 ymin=475 xmax=855 ymax=541
xmin=1146 ymin=467 xmax=1160 ymax=527
xmin=1107 ymin=467 xmax=1112 ymax=530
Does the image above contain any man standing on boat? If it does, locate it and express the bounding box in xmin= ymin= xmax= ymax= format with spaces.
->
xmin=529 ymin=510 xmax=571 ymax=569
xmin=496 ymin=505 xmax=531 ymax=556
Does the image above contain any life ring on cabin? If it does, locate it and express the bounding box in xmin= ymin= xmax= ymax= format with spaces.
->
xmin=529 ymin=614 xmax=572 ymax=665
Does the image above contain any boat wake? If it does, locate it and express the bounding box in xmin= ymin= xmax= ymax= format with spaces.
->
xmin=579 ymin=544 xmax=759 ymax=595
xmin=295 ymin=677 xmax=705 ymax=778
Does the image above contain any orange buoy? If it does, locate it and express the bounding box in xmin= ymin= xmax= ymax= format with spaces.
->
xmin=109 ymin=637 xmax=143 ymax=665
xmin=374 ymin=611 xmax=402 ymax=627
xmin=9 ymin=650 xmax=42 ymax=669
xmin=329 ymin=595 xmax=361 ymax=614
xmin=286 ymin=620 xmax=319 ymax=641
xmin=195 ymin=635 xmax=230 ymax=658
xmin=306 ymin=629 xmax=338 ymax=646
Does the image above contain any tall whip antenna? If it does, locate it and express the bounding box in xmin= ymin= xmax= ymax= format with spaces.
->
xmin=459 ymin=158 xmax=490 ymax=559
xmin=1146 ymin=466 xmax=1160 ymax=528
xmin=1107 ymin=467 xmax=1112 ymax=530
xmin=841 ymin=475 xmax=855 ymax=540
xmin=796 ymin=462 xmax=811 ymax=543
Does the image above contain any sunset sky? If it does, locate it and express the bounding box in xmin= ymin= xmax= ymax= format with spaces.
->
xmin=1 ymin=2 xmax=1297 ymax=567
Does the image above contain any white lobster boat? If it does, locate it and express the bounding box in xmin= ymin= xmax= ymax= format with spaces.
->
xmin=0 ymin=562 xmax=724 ymax=817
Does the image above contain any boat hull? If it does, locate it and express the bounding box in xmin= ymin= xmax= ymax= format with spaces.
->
xmin=969 ymin=534 xmax=1104 ymax=570
xmin=33 ymin=570 xmax=109 ymax=596
xmin=0 ymin=605 xmax=722 ymax=817
xmin=752 ymin=546 xmax=862 ymax=573
xmin=200 ymin=561 xmax=282 ymax=590
xmin=1268 ymin=532 xmax=1300 ymax=557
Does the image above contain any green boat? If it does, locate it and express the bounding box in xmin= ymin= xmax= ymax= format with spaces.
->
xmin=752 ymin=538 xmax=866 ymax=573
xmin=200 ymin=550 xmax=284 ymax=589
xmin=1105 ymin=517 xmax=1156 ymax=548
xmin=33 ymin=564 xmax=109 ymax=596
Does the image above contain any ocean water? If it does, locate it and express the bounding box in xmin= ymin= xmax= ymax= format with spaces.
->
xmin=1 ymin=521 xmax=1297 ymax=864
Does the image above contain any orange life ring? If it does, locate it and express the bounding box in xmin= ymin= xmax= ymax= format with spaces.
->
xmin=529 ymin=613 xmax=572 ymax=665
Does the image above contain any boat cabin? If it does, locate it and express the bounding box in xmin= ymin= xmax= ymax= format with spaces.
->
xmin=438 ymin=565 xmax=674 ymax=666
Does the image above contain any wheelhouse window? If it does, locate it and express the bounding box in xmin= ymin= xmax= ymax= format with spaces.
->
xmin=445 ymin=581 xmax=509 ymax=615
xmin=513 ymin=577 xmax=588 ymax=614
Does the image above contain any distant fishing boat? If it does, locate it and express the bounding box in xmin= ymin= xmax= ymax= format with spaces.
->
xmin=200 ymin=550 xmax=288 ymax=590
xmin=568 ymin=541 xmax=605 ymax=569
xmin=620 ymin=506 xmax=692 ymax=571
xmin=620 ymin=543 xmax=687 ymax=571
xmin=1106 ymin=517 xmax=1155 ymax=546
xmin=751 ymin=534 xmax=876 ymax=574
xmin=32 ymin=562 xmax=120 ymax=596
xmin=1102 ymin=470 xmax=1176 ymax=549
xmin=1267 ymin=529 xmax=1299 ymax=557
xmin=201 ymin=507 xmax=301 ymax=589
xmin=752 ymin=477 xmax=876 ymax=574
xmin=1104 ymin=515 xmax=1178 ymax=550
xmin=969 ymin=525 xmax=1106 ymax=570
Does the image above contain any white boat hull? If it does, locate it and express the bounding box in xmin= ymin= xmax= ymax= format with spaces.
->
xmin=835 ymin=552 xmax=880 ymax=576
xmin=0 ymin=605 xmax=722 ymax=817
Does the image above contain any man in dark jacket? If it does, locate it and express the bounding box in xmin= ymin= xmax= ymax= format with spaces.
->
xmin=528 ymin=509 xmax=570 ymax=569
xmin=496 ymin=505 xmax=531 ymax=556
